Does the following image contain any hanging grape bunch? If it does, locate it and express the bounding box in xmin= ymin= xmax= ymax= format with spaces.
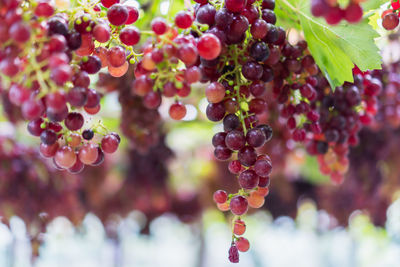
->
xmin=311 ymin=0 xmax=364 ymax=24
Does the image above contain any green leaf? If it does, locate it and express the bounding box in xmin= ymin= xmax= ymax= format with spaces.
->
xmin=276 ymin=0 xmax=382 ymax=89
xmin=362 ymin=0 xmax=387 ymax=12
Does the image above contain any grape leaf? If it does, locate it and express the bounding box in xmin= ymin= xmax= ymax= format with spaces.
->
xmin=362 ymin=0 xmax=387 ymax=12
xmin=276 ymin=0 xmax=382 ymax=89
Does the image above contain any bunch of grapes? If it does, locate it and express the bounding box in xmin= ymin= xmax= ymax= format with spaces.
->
xmin=369 ymin=62 xmax=400 ymax=128
xmin=311 ymin=0 xmax=364 ymax=25
xmin=0 ymin=136 xmax=85 ymax=257
xmin=0 ymin=0 xmax=123 ymax=173
xmin=131 ymin=10 xmax=222 ymax=120
xmin=381 ymin=0 xmax=400 ymax=30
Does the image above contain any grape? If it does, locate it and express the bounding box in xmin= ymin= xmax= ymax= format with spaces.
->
xmin=47 ymin=105 xmax=68 ymax=122
xmin=91 ymin=147 xmax=105 ymax=166
xmin=108 ymin=61 xmax=129 ymax=77
xmin=225 ymin=130 xmax=245 ymax=150
xmin=46 ymin=91 xmax=66 ymax=111
xmin=261 ymin=9 xmax=276 ymax=24
xmin=107 ymin=46 xmax=126 ymax=67
xmin=67 ymin=86 xmax=88 ymax=107
xmin=206 ymin=82 xmax=226 ymax=103
xmin=246 ymin=128 xmax=266 ymax=147
xmin=178 ymin=44 xmax=198 ymax=66
xmin=344 ymin=3 xmax=363 ymax=23
xmin=67 ymin=31 xmax=82 ymax=50
xmin=48 ymin=34 xmax=67 ymax=53
xmin=215 ymin=8 xmax=234 ymax=30
xmin=39 ymin=142 xmax=59 ymax=158
xmin=324 ymin=6 xmax=343 ymax=25
xmin=151 ymin=17 xmax=168 ymax=35
xmin=85 ymin=89 xmax=100 ymax=108
xmin=213 ymin=190 xmax=228 ymax=203
xmin=229 ymin=195 xmax=248 ymax=215
xmin=151 ymin=48 xmax=164 ymax=63
xmin=8 ymin=84 xmax=30 ymax=106
xmin=235 ymin=237 xmax=250 ymax=252
xmin=35 ymin=1 xmax=55 ymax=17
xmin=69 ymin=133 xmax=82 ymax=148
xmin=233 ymin=220 xmax=246 ymax=235
xmin=21 ymin=99 xmax=44 ymax=120
xmin=230 ymin=15 xmax=249 ymax=36
xmin=73 ymin=71 xmax=90 ymax=88
xmin=55 ymin=146 xmax=77 ymax=169
xmin=107 ymin=4 xmax=128 ymax=26
xmin=65 ymin=112 xmax=84 ymax=131
xmin=214 ymin=145 xmax=232 ymax=160
xmin=311 ymin=0 xmax=329 ymax=17
xmin=50 ymin=64 xmax=72 ymax=85
xmin=40 ymin=129 xmax=57 ymax=145
xmin=27 ymin=118 xmax=45 ymax=136
xmin=132 ymin=76 xmax=153 ymax=96
xmin=119 ymin=26 xmax=140 ymax=46
xmin=251 ymin=19 xmax=268 ymax=39
xmin=169 ymin=103 xmax=187 ymax=120
xmin=185 ymin=66 xmax=201 ymax=83
xmin=93 ymin=23 xmax=111 ymax=43
xmin=212 ymin=132 xmax=227 ymax=147
xmin=206 ymin=102 xmax=226 ymax=121
xmin=196 ymin=4 xmax=216 ymax=26
xmin=68 ymin=156 xmax=84 ymax=174
xmin=223 ymin=114 xmax=240 ymax=132
xmin=101 ymin=134 xmax=120 ymax=153
xmin=225 ymin=0 xmax=246 ymax=13
xmin=82 ymin=129 xmax=94 ymax=140
xmin=248 ymin=191 xmax=265 ymax=208
xmin=197 ymin=33 xmax=221 ymax=60
xmin=383 ymin=13 xmax=399 ymax=30
xmin=101 ymin=0 xmax=119 ymax=8
xmin=143 ymin=91 xmax=162 ymax=109
xmin=238 ymin=146 xmax=257 ymax=166
xmin=79 ymin=143 xmax=99 ymax=164
xmin=228 ymin=246 xmax=239 ymax=263
xmin=9 ymin=22 xmax=30 ymax=43
xmin=175 ymin=11 xmax=193 ymax=29
xmin=80 ymin=56 xmax=101 ymax=74
xmin=242 ymin=61 xmax=263 ymax=81
xmin=228 ymin=160 xmax=242 ymax=174
xmin=126 ymin=6 xmax=139 ymax=24
xmin=238 ymin=169 xmax=259 ymax=189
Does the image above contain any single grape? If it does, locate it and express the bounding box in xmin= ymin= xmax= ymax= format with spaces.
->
xmin=229 ymin=195 xmax=248 ymax=215
xmin=213 ymin=190 xmax=228 ymax=204
xmin=238 ymin=146 xmax=257 ymax=167
xmin=40 ymin=129 xmax=57 ymax=145
xmin=206 ymin=82 xmax=226 ymax=103
xmin=235 ymin=237 xmax=250 ymax=252
xmin=65 ymin=112 xmax=84 ymax=131
xmin=55 ymin=146 xmax=77 ymax=169
xmin=107 ymin=4 xmax=128 ymax=26
xmin=82 ymin=129 xmax=94 ymax=140
xmin=169 ymin=102 xmax=187 ymax=120
xmin=79 ymin=143 xmax=99 ymax=165
xmin=101 ymin=134 xmax=119 ymax=153
xmin=40 ymin=142 xmax=60 ymax=158
xmin=238 ymin=169 xmax=259 ymax=189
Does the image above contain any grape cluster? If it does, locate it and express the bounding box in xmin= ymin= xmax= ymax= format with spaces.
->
xmin=0 ymin=136 xmax=84 ymax=257
xmin=311 ymin=0 xmax=363 ymax=25
xmin=162 ymin=0 xmax=280 ymax=262
xmin=0 ymin=0 xmax=123 ymax=173
xmin=131 ymin=10 xmax=222 ymax=120
xmin=381 ymin=1 xmax=400 ymax=30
